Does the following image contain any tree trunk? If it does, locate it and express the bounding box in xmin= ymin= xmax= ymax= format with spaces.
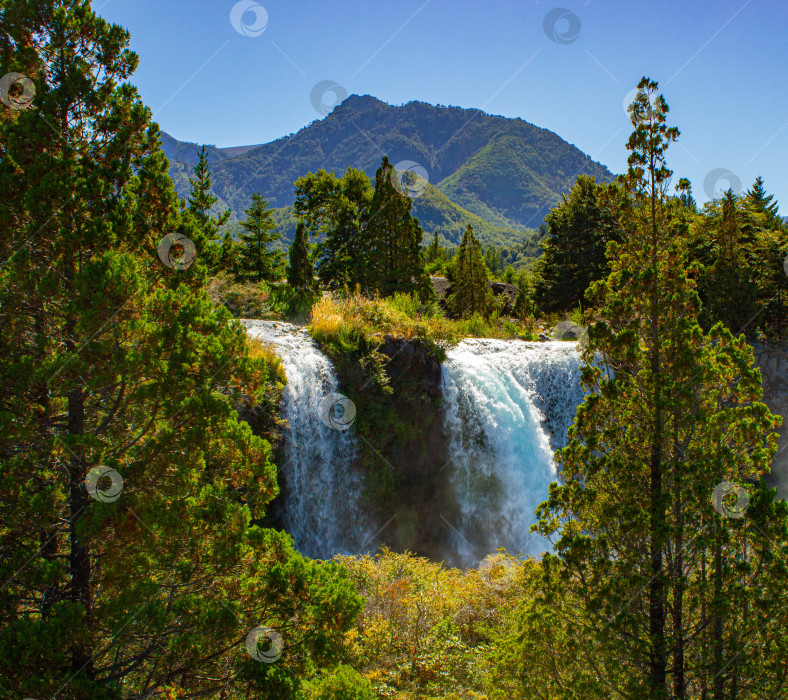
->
xmin=712 ymin=522 xmax=724 ymax=699
xmin=701 ymin=549 xmax=708 ymax=700
xmin=68 ymin=386 xmax=93 ymax=679
xmin=648 ymin=151 xmax=667 ymax=700
xmin=65 ymin=249 xmax=94 ymax=679
xmin=672 ymin=453 xmax=686 ymax=699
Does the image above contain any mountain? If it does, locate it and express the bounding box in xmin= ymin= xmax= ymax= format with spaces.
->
xmin=161 ymin=94 xmax=614 ymax=248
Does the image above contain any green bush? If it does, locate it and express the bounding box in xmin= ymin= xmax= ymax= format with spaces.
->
xmin=301 ymin=665 xmax=374 ymax=700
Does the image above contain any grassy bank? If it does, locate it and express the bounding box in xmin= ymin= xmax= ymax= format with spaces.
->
xmin=309 ymin=291 xmax=537 ymax=361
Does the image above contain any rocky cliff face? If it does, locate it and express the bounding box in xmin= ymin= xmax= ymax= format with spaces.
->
xmin=376 ymin=335 xmax=443 ymax=398
xmin=753 ymin=343 xmax=788 ymax=497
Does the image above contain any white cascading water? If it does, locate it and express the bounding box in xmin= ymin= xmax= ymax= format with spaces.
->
xmin=243 ymin=321 xmax=585 ymax=565
xmin=242 ymin=320 xmax=372 ymax=559
xmin=441 ymin=339 xmax=585 ymax=566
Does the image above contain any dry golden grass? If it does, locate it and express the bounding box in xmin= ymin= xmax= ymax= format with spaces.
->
xmin=246 ymin=336 xmax=284 ymax=376
xmin=310 ymin=296 xmax=346 ymax=339
xmin=309 ymin=290 xmax=526 ymax=355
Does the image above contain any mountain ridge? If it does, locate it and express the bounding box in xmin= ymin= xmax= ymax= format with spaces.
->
xmin=161 ymin=94 xmax=615 ymax=248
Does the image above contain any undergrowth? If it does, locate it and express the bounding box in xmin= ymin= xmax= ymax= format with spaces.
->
xmin=310 ymin=291 xmax=536 ymax=359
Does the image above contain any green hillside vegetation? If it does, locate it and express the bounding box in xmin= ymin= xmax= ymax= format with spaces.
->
xmin=5 ymin=0 xmax=788 ymax=695
xmin=238 ymin=180 xmax=534 ymax=253
xmin=160 ymin=94 xmax=613 ymax=247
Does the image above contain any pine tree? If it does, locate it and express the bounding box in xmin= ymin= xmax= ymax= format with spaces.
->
xmin=187 ymin=145 xmax=231 ymax=270
xmin=217 ymin=230 xmax=237 ymax=274
xmin=359 ymin=157 xmax=433 ymax=302
xmin=287 ymin=222 xmax=315 ymax=291
xmin=447 ymin=225 xmax=491 ymax=318
xmin=746 ymin=175 xmax=780 ymax=227
xmin=675 ymin=177 xmax=696 ymax=210
xmin=427 ymin=231 xmax=441 ymax=263
xmin=529 ymin=77 xmax=787 ymax=699
xmin=0 ymin=2 xmax=361 ymax=698
xmin=690 ymin=189 xmax=759 ymax=336
xmin=513 ymin=269 xmax=532 ymax=319
xmin=237 ymin=192 xmax=285 ymax=283
xmin=484 ymin=245 xmax=503 ymax=276
xmin=534 ymin=174 xmax=622 ymax=312
xmin=425 ymin=230 xmax=451 ymax=275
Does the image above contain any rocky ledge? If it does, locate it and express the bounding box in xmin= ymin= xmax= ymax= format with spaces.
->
xmin=375 ymin=334 xmax=443 ymax=398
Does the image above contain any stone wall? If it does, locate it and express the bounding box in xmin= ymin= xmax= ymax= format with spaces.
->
xmin=753 ymin=343 xmax=788 ymax=497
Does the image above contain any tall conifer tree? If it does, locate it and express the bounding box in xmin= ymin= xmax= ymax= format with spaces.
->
xmin=359 ymin=157 xmax=433 ymax=301
xmin=237 ymin=193 xmax=284 ymax=283
xmin=534 ymin=175 xmax=622 ymax=312
xmin=287 ymin=222 xmax=315 ymax=291
xmin=0 ymin=2 xmax=361 ymax=698
xmin=447 ymin=224 xmax=491 ymax=318
xmin=527 ymin=77 xmax=788 ymax=699
xmin=186 ymin=145 xmax=231 ymax=270
xmin=745 ymin=175 xmax=780 ymax=227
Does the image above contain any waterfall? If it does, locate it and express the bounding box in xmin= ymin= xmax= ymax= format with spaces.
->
xmin=441 ymin=339 xmax=585 ymax=566
xmin=242 ymin=320 xmax=372 ymax=559
xmin=243 ymin=320 xmax=585 ymax=567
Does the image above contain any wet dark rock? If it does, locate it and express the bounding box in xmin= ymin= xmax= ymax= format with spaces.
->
xmin=377 ymin=334 xmax=443 ymax=399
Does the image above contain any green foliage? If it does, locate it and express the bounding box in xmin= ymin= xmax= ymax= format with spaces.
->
xmin=746 ymin=175 xmax=781 ymax=227
xmin=484 ymin=244 xmax=503 ymax=276
xmin=187 ymin=145 xmax=231 ymax=271
xmin=522 ymin=77 xmax=788 ymax=699
xmin=360 ymin=157 xmax=434 ymax=302
xmin=237 ymin=193 xmax=286 ymax=283
xmin=295 ymin=159 xmax=433 ymax=301
xmin=533 ymin=174 xmax=622 ymax=312
xmin=447 ymin=225 xmax=493 ymax=318
xmin=688 ymin=182 xmax=788 ymax=339
xmin=287 ymin=222 xmax=315 ymax=291
xmin=300 ymin=665 xmax=374 ymax=700
xmin=218 ymin=230 xmax=238 ymax=274
xmin=0 ymin=3 xmax=360 ymax=698
xmin=513 ymin=269 xmax=533 ymax=320
xmin=337 ymin=549 xmax=525 ymax=699
xmin=295 ymin=167 xmax=373 ymax=289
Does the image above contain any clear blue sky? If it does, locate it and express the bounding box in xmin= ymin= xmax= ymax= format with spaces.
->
xmin=98 ymin=0 xmax=787 ymax=208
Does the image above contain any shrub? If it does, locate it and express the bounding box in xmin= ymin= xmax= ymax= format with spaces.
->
xmin=301 ymin=665 xmax=375 ymax=700
xmin=335 ymin=549 xmax=529 ymax=699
